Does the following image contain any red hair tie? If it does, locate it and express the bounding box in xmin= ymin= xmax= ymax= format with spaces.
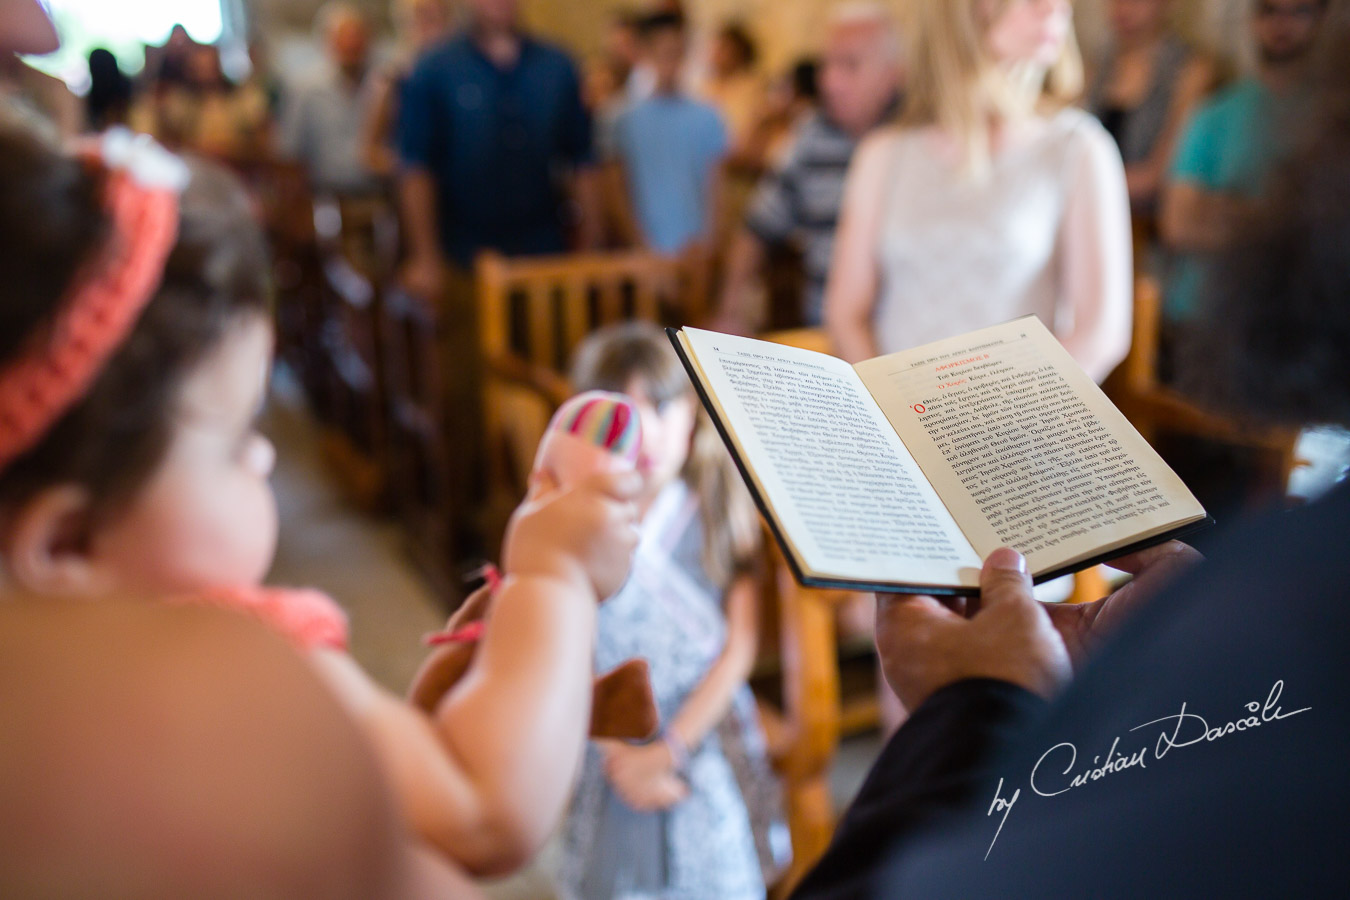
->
xmin=0 ymin=129 xmax=188 ymax=472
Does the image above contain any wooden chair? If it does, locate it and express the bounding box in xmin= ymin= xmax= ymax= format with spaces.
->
xmin=310 ymin=194 xmax=401 ymax=510
xmin=474 ymin=250 xmax=710 ymax=553
xmin=231 ymin=158 xmax=328 ymax=410
xmin=1108 ymin=277 xmax=1306 ymax=507
xmin=754 ymin=530 xmax=846 ymax=899
xmin=379 ymin=281 xmax=467 ymax=600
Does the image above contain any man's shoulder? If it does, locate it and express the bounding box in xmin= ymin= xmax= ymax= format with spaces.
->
xmin=1191 ymin=78 xmax=1267 ymax=134
xmin=683 ymin=95 xmax=726 ymax=129
xmin=520 ymin=35 xmax=580 ymax=75
xmin=288 ymin=61 xmax=340 ymax=98
xmin=782 ymin=111 xmax=859 ymax=166
xmin=407 ymin=34 xmax=474 ymax=80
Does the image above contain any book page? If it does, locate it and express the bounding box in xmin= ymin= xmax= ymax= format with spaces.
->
xmin=681 ymin=328 xmax=981 ymax=588
xmin=854 ymin=318 xmax=1206 ymax=573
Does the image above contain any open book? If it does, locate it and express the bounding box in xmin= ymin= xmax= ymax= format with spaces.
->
xmin=669 ymin=318 xmax=1210 ymax=595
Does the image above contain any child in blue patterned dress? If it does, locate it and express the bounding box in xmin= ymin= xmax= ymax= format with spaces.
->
xmin=555 ymin=322 xmax=791 ymax=900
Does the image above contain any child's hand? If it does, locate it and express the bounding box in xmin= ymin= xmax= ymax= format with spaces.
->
xmin=600 ymin=741 xmax=689 ymax=812
xmin=502 ymin=469 xmax=642 ymax=601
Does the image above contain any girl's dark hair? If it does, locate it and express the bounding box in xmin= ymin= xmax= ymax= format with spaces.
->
xmin=1178 ymin=0 xmax=1350 ymax=426
xmin=0 ymin=123 xmax=270 ymax=526
xmin=570 ymin=322 xmax=760 ymax=589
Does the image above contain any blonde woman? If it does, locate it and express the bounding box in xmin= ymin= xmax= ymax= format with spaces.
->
xmin=825 ymin=0 xmax=1132 ymax=383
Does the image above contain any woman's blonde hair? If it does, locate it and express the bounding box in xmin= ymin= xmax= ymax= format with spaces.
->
xmin=902 ymin=0 xmax=1085 ymax=175
xmin=570 ymin=323 xmax=761 ymax=589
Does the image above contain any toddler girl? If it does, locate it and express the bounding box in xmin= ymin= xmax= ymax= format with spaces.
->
xmin=0 ymin=122 xmax=639 ymax=884
xmin=556 ymin=322 xmax=790 ymax=900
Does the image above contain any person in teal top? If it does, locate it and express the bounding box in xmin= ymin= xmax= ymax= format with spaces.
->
xmin=1160 ymin=0 xmax=1327 ymax=324
xmin=611 ymin=12 xmax=729 ymax=255
xmin=1163 ymin=78 xmax=1279 ymax=322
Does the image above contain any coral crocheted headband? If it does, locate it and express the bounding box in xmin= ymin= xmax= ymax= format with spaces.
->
xmin=0 ymin=128 xmax=190 ymax=473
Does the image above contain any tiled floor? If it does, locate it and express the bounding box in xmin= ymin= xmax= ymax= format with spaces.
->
xmin=264 ymin=382 xmax=883 ymax=898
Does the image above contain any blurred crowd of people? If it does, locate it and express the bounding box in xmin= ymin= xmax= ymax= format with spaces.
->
xmin=4 ymin=0 xmax=1332 ymax=380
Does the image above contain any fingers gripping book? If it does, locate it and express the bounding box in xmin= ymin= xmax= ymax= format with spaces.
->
xmin=669 ymin=317 xmax=1209 ymax=595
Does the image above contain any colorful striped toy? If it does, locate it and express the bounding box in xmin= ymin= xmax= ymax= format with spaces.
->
xmin=533 ymin=391 xmax=643 ymax=485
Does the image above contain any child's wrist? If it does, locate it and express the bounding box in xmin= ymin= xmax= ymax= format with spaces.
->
xmin=661 ymin=729 xmax=691 ymax=781
xmin=499 ymin=567 xmax=596 ymax=608
xmin=502 ymin=550 xmax=596 ymax=602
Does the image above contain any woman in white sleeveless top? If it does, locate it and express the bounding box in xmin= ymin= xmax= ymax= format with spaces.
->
xmin=825 ymin=0 xmax=1132 ymax=383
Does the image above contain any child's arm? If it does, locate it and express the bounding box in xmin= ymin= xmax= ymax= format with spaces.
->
xmin=664 ymin=574 xmax=760 ymax=749
xmin=315 ymin=471 xmax=640 ymax=876
xmin=604 ymin=574 xmax=760 ymax=806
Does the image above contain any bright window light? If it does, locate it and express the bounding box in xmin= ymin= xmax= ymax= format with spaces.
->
xmin=24 ymin=0 xmax=226 ymax=92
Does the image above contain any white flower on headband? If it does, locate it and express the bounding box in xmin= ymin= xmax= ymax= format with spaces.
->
xmin=99 ymin=127 xmax=191 ymax=192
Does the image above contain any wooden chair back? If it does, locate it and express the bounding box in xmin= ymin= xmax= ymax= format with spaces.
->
xmin=379 ymin=282 xmax=465 ymax=598
xmin=474 ymin=250 xmax=710 ymax=548
xmin=756 ymin=531 xmax=845 ymax=899
xmin=231 ymin=159 xmax=326 ymax=404
xmin=310 ymin=195 xmax=401 ymax=510
xmin=477 ymin=250 xmax=709 ymax=375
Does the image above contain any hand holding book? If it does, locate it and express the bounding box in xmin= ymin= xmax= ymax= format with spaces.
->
xmin=669 ymin=317 xmax=1209 ymax=595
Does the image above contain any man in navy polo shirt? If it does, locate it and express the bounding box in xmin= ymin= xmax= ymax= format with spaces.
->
xmin=397 ymin=0 xmax=600 ymax=298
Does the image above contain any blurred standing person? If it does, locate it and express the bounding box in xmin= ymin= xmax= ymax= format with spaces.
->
xmin=755 ymin=59 xmax=819 ymax=169
xmin=699 ymin=22 xmax=765 ymax=166
xmin=131 ymin=43 xmax=268 ymax=160
xmin=590 ymin=11 xmax=643 ymax=161
xmin=610 ymin=12 xmax=728 ymax=255
xmin=362 ymin=0 xmax=453 ymax=179
xmin=1087 ymin=0 xmax=1215 ymax=214
xmin=396 ymin=0 xmax=601 ymax=528
xmin=279 ymin=3 xmax=379 ymax=195
xmin=825 ymin=0 xmax=1131 ymax=383
xmin=86 ymin=48 xmax=132 ymax=131
xmin=397 ymin=0 xmax=601 ymax=297
xmin=1159 ymin=0 xmax=1326 ymax=334
xmin=711 ymin=3 xmax=903 ymax=334
xmin=142 ymin=25 xmax=196 ymax=91
xmin=601 ymin=10 xmax=644 ymax=104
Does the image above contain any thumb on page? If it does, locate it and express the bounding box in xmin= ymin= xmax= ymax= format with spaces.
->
xmin=978 ymin=548 xmax=1034 ymax=612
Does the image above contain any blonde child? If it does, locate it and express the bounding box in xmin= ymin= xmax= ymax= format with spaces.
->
xmin=0 ymin=123 xmax=639 ymax=887
xmin=556 ymin=322 xmax=790 ymax=900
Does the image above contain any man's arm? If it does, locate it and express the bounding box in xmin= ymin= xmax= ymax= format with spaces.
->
xmin=559 ymin=55 xmax=602 ymax=251
xmin=570 ymin=165 xmax=604 ymax=252
xmin=1157 ymin=102 xmax=1247 ymax=254
xmin=712 ymin=135 xmax=804 ymax=335
xmin=399 ymin=167 xmax=447 ymax=301
xmin=1160 ymin=181 xmax=1252 ymax=253
xmin=603 ymin=158 xmax=645 ymax=248
xmin=395 ymin=65 xmax=447 ymax=300
xmin=792 ymin=549 xmax=1071 ymax=898
xmin=790 ymin=679 xmax=1046 ymax=900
